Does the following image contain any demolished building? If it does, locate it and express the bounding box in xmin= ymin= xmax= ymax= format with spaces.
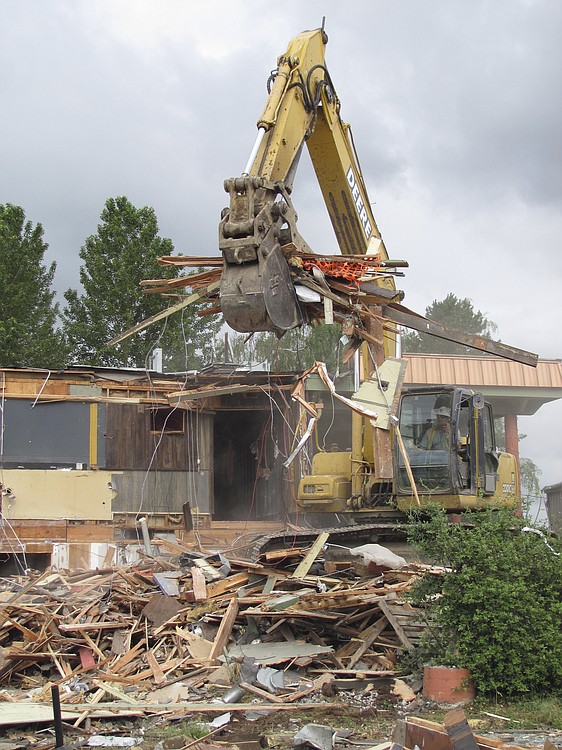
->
xmin=1 ymin=355 xmax=561 ymax=572
xmin=0 ymin=365 xmax=302 ymax=571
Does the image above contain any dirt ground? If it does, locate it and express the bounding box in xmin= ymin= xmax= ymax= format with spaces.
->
xmin=4 ymin=687 xmax=560 ymax=750
xmin=0 ymin=687 xmax=414 ymax=749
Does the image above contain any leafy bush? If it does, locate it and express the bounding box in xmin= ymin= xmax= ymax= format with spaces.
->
xmin=405 ymin=507 xmax=562 ymax=696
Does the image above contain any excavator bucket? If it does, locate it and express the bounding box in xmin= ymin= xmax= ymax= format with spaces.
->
xmin=219 ymin=176 xmax=303 ymax=335
xmin=220 ymin=242 xmax=302 ymax=334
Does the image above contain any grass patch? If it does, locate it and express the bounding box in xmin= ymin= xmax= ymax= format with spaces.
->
xmin=471 ymin=696 xmax=562 ymax=730
xmin=144 ymin=719 xmax=210 ymax=740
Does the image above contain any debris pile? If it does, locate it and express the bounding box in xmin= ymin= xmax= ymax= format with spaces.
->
xmin=138 ymin=249 xmax=406 ymax=359
xmin=0 ymin=534 xmax=433 ymax=729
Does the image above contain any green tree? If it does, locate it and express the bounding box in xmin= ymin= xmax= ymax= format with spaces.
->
xmin=495 ymin=424 xmax=544 ymax=518
xmin=223 ymin=323 xmax=345 ymax=373
xmin=163 ymin=278 xmax=222 ymax=372
xmin=401 ymin=293 xmax=497 ymax=355
xmin=63 ymin=197 xmax=219 ymax=369
xmin=520 ymin=455 xmax=543 ymax=514
xmin=0 ymin=203 xmax=67 ymax=368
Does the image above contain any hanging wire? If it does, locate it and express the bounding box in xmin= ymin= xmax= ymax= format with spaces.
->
xmin=0 ymin=371 xmax=30 ymax=574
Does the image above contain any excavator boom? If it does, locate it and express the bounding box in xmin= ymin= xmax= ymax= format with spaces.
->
xmin=219 ymin=27 xmax=393 ymax=336
xmin=218 ymin=26 xmax=528 ymax=529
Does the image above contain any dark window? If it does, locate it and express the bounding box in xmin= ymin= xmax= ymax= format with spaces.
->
xmin=151 ymin=407 xmax=185 ymax=434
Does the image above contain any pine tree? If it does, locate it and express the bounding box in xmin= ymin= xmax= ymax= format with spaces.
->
xmin=0 ymin=203 xmax=67 ymax=368
xmin=401 ymin=293 xmax=498 ymax=355
xmin=63 ymin=196 xmax=219 ymax=369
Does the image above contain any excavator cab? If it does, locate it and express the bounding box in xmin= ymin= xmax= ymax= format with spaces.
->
xmin=395 ymin=386 xmax=519 ymax=511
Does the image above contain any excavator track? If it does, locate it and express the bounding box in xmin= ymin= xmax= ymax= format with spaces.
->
xmin=249 ymin=516 xmax=409 ymax=561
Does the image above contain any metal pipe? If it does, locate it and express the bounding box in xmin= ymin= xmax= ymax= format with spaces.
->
xmin=139 ymin=517 xmax=153 ymax=556
xmin=242 ymin=127 xmax=266 ymax=175
xmin=51 ymin=685 xmax=64 ymax=749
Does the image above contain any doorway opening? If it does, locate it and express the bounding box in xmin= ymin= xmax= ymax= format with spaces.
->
xmin=213 ymin=409 xmax=277 ymax=521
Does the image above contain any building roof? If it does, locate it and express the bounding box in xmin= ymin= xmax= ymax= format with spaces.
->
xmin=403 ymin=354 xmax=562 ymax=416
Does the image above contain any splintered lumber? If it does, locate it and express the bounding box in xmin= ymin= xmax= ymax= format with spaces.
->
xmin=378 ymin=599 xmax=414 ymax=650
xmin=348 ymin=615 xmax=389 ymax=668
xmin=208 ymin=597 xmax=239 ymax=663
xmin=107 ymin=280 xmax=221 ymax=346
xmin=190 ymin=566 xmax=208 ymax=601
xmin=394 ymin=716 xmax=528 ymax=750
xmin=141 ymin=243 xmax=537 ymax=368
xmin=444 ymin=709 xmax=480 ymax=750
xmin=157 ymin=255 xmax=224 ymax=267
xmin=146 ymin=651 xmax=166 ymax=685
xmin=0 ymin=570 xmax=51 ymax=627
xmin=0 ymin=546 xmax=433 ymax=719
xmin=291 ymin=532 xmax=330 ymax=579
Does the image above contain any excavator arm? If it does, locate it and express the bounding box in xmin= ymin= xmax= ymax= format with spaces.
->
xmin=219 ymin=26 xmax=394 ymax=336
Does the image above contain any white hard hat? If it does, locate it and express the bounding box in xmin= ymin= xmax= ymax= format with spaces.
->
xmin=435 ymin=406 xmax=451 ymax=418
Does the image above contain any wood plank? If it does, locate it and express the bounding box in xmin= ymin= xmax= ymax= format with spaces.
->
xmin=58 ymin=622 xmax=131 ymax=632
xmin=8 ymin=520 xmax=67 ymax=541
xmin=348 ymin=615 xmax=389 ymax=668
xmin=208 ymin=598 xmax=239 ymax=663
xmin=385 ymin=305 xmax=538 ymax=367
xmin=191 ymin=567 xmax=207 ymax=601
xmin=205 ymin=572 xmax=249 ymax=598
xmin=146 ymin=651 xmax=166 ymax=685
xmin=379 ymin=600 xmax=414 ymax=650
xmin=67 ymin=524 xmax=114 ymax=543
xmin=291 ymin=532 xmax=330 ymax=579
xmin=0 ymin=700 xmax=343 ymax=726
xmin=240 ymin=681 xmax=285 ymax=703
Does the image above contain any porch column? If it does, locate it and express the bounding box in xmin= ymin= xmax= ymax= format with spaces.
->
xmin=504 ymin=413 xmax=521 ymax=513
xmin=504 ymin=413 xmax=519 ymax=462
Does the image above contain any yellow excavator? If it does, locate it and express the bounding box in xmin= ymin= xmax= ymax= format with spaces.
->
xmin=219 ymin=24 xmax=522 ymax=529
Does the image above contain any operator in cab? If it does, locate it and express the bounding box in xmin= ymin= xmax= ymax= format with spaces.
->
xmin=420 ymin=406 xmax=456 ymax=451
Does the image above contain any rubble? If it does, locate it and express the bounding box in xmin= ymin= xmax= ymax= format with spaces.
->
xmin=0 ymin=534 xmax=430 ymax=736
xmin=2 ymin=537 xmax=554 ymax=750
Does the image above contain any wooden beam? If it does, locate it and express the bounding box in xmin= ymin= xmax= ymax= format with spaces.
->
xmin=385 ymin=304 xmax=538 ymax=367
xmin=378 ymin=599 xmax=414 ymax=650
xmin=190 ymin=567 xmax=208 ymax=602
xmin=107 ymin=280 xmax=220 ymax=346
xmin=208 ymin=598 xmax=239 ymax=664
xmin=291 ymin=532 xmax=330 ymax=579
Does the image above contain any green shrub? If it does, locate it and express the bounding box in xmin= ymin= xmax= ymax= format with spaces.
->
xmin=405 ymin=507 xmax=562 ymax=696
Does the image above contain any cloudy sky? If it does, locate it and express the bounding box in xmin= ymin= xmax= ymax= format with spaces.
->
xmin=1 ymin=0 xmax=561 ymax=492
